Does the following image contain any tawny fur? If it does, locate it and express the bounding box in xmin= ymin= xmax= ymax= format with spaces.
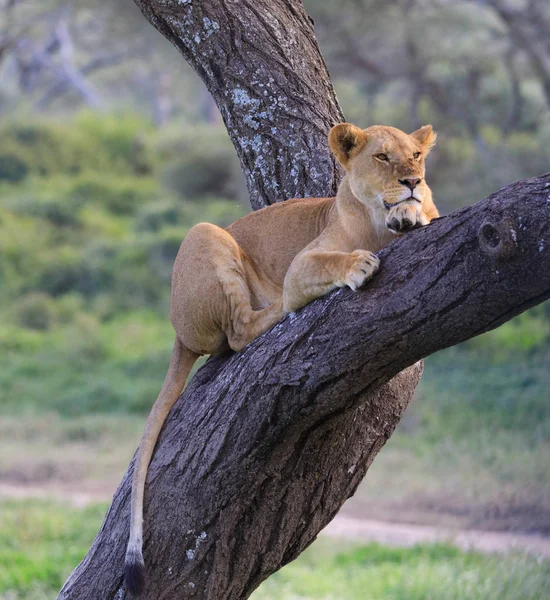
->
xmin=124 ymin=123 xmax=439 ymax=595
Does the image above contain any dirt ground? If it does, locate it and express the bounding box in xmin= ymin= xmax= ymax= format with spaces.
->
xmin=2 ymin=479 xmax=550 ymax=559
xmin=343 ymin=493 xmax=550 ymax=535
xmin=2 ymin=414 xmax=549 ymax=559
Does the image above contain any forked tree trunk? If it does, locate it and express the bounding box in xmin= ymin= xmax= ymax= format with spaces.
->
xmin=131 ymin=0 xmax=344 ymax=211
xmin=58 ymin=1 xmax=550 ymax=598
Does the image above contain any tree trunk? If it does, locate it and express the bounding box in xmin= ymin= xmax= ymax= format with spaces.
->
xmin=131 ymin=0 xmax=344 ymax=211
xmin=58 ymin=1 xmax=550 ymax=598
xmin=58 ymin=173 xmax=550 ymax=600
xmin=489 ymin=1 xmax=550 ymax=109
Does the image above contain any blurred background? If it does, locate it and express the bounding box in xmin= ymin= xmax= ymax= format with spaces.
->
xmin=0 ymin=0 xmax=549 ymax=598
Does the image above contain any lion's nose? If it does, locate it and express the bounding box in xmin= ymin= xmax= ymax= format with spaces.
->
xmin=398 ymin=178 xmax=421 ymax=191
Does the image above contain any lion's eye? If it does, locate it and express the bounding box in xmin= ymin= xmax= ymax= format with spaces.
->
xmin=375 ymin=153 xmax=389 ymax=161
xmin=413 ymin=152 xmax=421 ymax=159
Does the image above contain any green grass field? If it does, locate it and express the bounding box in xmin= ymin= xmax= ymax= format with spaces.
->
xmin=1 ymin=500 xmax=549 ymax=600
xmin=253 ymin=542 xmax=550 ymax=600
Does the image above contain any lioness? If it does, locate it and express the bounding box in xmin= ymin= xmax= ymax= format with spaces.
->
xmin=125 ymin=122 xmax=439 ymax=595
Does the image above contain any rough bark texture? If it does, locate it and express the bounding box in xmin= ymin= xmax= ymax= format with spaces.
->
xmin=58 ymin=173 xmax=550 ymax=600
xmin=131 ymin=0 xmax=344 ymax=210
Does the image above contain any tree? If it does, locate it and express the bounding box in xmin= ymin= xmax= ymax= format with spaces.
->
xmin=0 ymin=0 xmax=119 ymax=108
xmin=58 ymin=1 xmax=550 ymax=598
xmin=129 ymin=0 xmax=344 ymax=211
xmin=307 ymin=0 xmax=550 ymax=134
xmin=476 ymin=0 xmax=550 ymax=108
xmin=0 ymin=0 xmax=186 ymax=116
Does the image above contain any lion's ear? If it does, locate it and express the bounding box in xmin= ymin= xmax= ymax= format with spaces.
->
xmin=410 ymin=125 xmax=437 ymax=155
xmin=328 ymin=123 xmax=367 ymax=169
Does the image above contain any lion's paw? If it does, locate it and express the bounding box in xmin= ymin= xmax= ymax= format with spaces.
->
xmin=386 ymin=203 xmax=428 ymax=234
xmin=343 ymin=250 xmax=380 ymax=291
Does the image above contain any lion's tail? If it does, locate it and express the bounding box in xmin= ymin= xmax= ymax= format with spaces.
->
xmin=124 ymin=338 xmax=199 ymax=597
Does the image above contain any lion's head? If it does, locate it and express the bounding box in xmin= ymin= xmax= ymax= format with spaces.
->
xmin=328 ymin=123 xmax=437 ymax=227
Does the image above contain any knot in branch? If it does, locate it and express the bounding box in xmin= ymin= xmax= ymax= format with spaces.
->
xmin=478 ymin=217 xmax=518 ymax=259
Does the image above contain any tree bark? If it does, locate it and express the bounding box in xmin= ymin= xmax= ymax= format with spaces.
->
xmin=58 ymin=173 xmax=550 ymax=600
xmin=131 ymin=0 xmax=344 ymax=210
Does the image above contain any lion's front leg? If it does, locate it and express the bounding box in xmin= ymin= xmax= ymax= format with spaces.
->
xmin=283 ymin=249 xmax=380 ymax=313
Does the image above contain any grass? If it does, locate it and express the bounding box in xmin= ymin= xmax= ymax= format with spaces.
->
xmin=0 ymin=309 xmax=177 ymax=416
xmin=1 ymin=500 xmax=549 ymax=600
xmin=350 ymin=345 xmax=550 ymax=531
xmin=252 ymin=540 xmax=550 ymax=600
xmin=0 ymin=500 xmax=108 ymax=599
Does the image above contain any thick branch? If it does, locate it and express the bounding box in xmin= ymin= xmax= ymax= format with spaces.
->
xmin=131 ymin=0 xmax=344 ymax=209
xmin=35 ymin=52 xmax=127 ymax=109
xmin=59 ymin=173 xmax=550 ymax=600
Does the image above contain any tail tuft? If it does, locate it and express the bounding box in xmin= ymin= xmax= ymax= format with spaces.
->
xmin=125 ymin=550 xmax=146 ymax=597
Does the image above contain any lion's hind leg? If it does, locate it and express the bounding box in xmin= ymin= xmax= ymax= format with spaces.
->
xmin=215 ymin=243 xmax=284 ymax=352
xmin=171 ymin=222 xmax=284 ymax=355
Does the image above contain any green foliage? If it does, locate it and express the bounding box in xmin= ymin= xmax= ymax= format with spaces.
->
xmin=14 ymin=293 xmax=60 ymax=331
xmin=74 ymin=111 xmax=154 ymax=175
xmin=0 ymin=152 xmax=29 ymax=183
xmin=67 ymin=173 xmax=159 ymax=216
xmin=0 ymin=112 xmax=155 ymax=185
xmin=134 ymin=196 xmax=245 ymax=233
xmin=0 ymin=120 xmax=101 ymax=181
xmin=0 ymin=309 xmax=174 ymax=415
xmin=10 ymin=193 xmax=80 ymax=227
xmin=156 ymin=125 xmax=245 ymax=200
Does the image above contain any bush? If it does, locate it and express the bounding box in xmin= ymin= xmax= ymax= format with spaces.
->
xmin=134 ymin=199 xmax=183 ymax=232
xmin=15 ymin=293 xmax=58 ymax=331
xmin=7 ymin=193 xmax=80 ymax=228
xmin=134 ymin=196 xmax=246 ymax=232
xmin=30 ymin=250 xmax=99 ymax=298
xmin=0 ymin=152 xmax=29 ymax=183
xmin=68 ymin=174 xmax=159 ymax=216
xmin=162 ymin=149 xmax=239 ymax=199
xmin=145 ymin=227 xmax=188 ymax=283
xmin=75 ymin=111 xmax=155 ymax=175
xmin=0 ymin=113 xmax=156 ymax=185
xmin=0 ymin=208 xmax=56 ymax=296
xmin=6 ymin=292 xmax=89 ymax=336
xmin=156 ymin=125 xmax=245 ymax=200
xmin=78 ymin=237 xmax=170 ymax=311
xmin=0 ymin=121 xmax=103 ymax=181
